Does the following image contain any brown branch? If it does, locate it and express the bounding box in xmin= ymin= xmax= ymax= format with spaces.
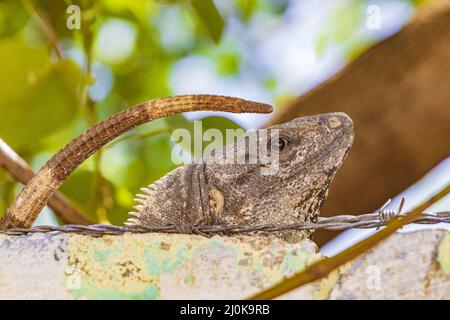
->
xmin=0 ymin=139 xmax=92 ymax=225
xmin=0 ymin=95 xmax=272 ymax=229
xmin=248 ymin=184 xmax=450 ymax=300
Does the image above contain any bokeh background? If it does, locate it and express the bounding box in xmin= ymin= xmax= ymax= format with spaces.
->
xmin=0 ymin=0 xmax=448 ymax=251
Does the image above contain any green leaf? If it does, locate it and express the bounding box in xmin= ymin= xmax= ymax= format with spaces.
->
xmin=215 ymin=51 xmax=241 ymax=76
xmin=0 ymin=0 xmax=28 ymax=39
xmin=315 ymin=31 xmax=329 ymax=58
xmin=143 ymin=132 xmax=179 ymax=181
xmin=345 ymin=37 xmax=372 ymax=61
xmin=0 ymin=37 xmax=81 ymax=150
xmin=102 ymin=0 xmax=157 ymax=23
xmin=60 ymin=169 xmax=130 ymax=225
xmin=190 ymin=0 xmax=224 ymax=43
xmin=201 ymin=116 xmax=242 ymax=133
xmin=60 ymin=170 xmax=97 ymax=222
xmin=0 ymin=172 xmax=15 ymax=219
xmin=234 ymin=0 xmax=258 ymax=22
xmin=264 ymin=77 xmax=277 ymax=91
xmin=166 ymin=114 xmax=243 ymax=157
xmin=411 ymin=0 xmax=440 ymax=7
xmin=330 ymin=2 xmax=363 ymax=42
xmin=165 ymin=114 xmax=200 ymax=157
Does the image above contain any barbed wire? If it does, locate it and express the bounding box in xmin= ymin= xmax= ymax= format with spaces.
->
xmin=1 ymin=210 xmax=448 ymax=237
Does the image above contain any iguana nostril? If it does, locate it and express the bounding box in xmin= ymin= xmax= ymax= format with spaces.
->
xmin=328 ymin=117 xmax=342 ymax=128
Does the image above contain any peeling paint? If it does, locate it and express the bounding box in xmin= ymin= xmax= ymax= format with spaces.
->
xmin=61 ymin=233 xmax=321 ymax=299
xmin=1 ymin=230 xmax=447 ymax=299
xmin=61 ymin=234 xmax=318 ymax=299
xmin=66 ymin=233 xmax=163 ymax=299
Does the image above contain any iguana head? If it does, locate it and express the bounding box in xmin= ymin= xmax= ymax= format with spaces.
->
xmin=203 ymin=112 xmax=354 ymax=241
xmin=127 ymin=112 xmax=353 ymax=242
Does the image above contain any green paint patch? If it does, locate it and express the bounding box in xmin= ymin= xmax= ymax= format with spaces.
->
xmin=209 ymin=238 xmax=239 ymax=257
xmin=92 ymin=250 xmax=110 ymax=268
xmin=70 ymin=285 xmax=160 ymax=300
xmin=162 ymin=247 xmax=188 ymax=273
xmin=65 ymin=234 xmax=167 ymax=300
xmin=438 ymin=233 xmax=450 ymax=275
xmin=184 ymin=274 xmax=195 ymax=286
xmin=144 ymin=245 xmax=190 ymax=276
xmin=63 ymin=233 xmax=323 ymax=300
xmin=144 ymin=254 xmax=162 ymax=276
xmin=281 ymin=249 xmax=309 ymax=274
xmin=209 ymin=239 xmax=224 ymax=248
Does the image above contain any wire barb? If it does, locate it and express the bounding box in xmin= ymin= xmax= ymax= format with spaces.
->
xmin=0 ymin=210 xmax=448 ymax=237
xmin=377 ymin=197 xmax=406 ymax=229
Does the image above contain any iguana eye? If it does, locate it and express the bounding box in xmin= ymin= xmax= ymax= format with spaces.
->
xmin=272 ymin=137 xmax=288 ymax=152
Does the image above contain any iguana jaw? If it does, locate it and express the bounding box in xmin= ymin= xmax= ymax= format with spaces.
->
xmin=252 ymin=112 xmax=354 ymax=199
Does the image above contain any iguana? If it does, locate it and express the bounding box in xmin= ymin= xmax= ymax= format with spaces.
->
xmin=0 ymin=95 xmax=353 ymax=242
xmin=127 ymin=111 xmax=353 ymax=242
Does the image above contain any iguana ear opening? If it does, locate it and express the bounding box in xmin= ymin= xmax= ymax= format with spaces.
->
xmin=208 ymin=187 xmax=225 ymax=221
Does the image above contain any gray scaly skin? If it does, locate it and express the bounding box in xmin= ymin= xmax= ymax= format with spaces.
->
xmin=126 ymin=112 xmax=354 ymax=242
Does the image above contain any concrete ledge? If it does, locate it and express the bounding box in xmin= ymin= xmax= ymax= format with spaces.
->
xmin=0 ymin=229 xmax=448 ymax=299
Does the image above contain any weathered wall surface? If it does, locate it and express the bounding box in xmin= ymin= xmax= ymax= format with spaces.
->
xmin=0 ymin=229 xmax=448 ymax=299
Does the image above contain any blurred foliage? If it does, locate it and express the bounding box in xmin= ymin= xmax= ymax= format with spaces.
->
xmin=0 ymin=38 xmax=80 ymax=148
xmin=316 ymin=1 xmax=369 ymax=60
xmin=411 ymin=0 xmax=440 ymax=6
xmin=190 ymin=0 xmax=224 ymax=43
xmin=0 ymin=0 xmax=425 ymax=224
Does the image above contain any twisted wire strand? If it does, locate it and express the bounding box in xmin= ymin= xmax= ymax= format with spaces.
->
xmin=1 ymin=211 xmax=448 ymax=237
